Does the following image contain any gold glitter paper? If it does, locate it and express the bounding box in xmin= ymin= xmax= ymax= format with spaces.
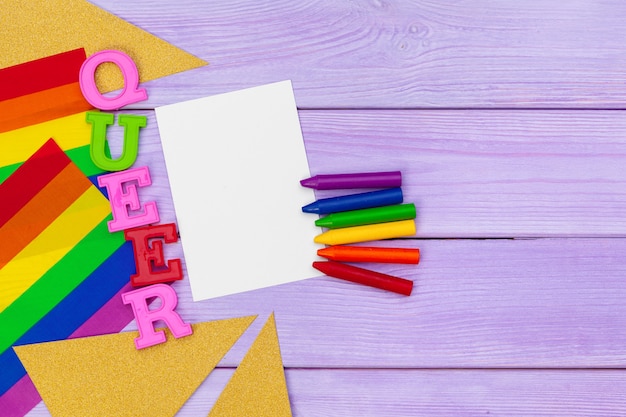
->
xmin=208 ymin=313 xmax=293 ymax=417
xmin=0 ymin=0 xmax=207 ymax=93
xmin=14 ymin=316 xmax=255 ymax=417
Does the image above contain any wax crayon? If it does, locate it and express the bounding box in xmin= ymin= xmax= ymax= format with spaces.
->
xmin=313 ymin=261 xmax=413 ymax=295
xmin=302 ymin=187 xmax=403 ymax=214
xmin=315 ymin=203 xmax=416 ymax=229
xmin=317 ymin=245 xmax=420 ymax=264
xmin=300 ymin=171 xmax=401 ymax=190
xmin=314 ymin=219 xmax=416 ymax=245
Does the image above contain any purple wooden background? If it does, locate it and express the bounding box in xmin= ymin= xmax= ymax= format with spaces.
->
xmin=27 ymin=1 xmax=626 ymax=416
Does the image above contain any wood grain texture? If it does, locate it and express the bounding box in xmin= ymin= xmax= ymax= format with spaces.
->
xmin=108 ymin=237 xmax=626 ymax=369
xmin=90 ymin=0 xmax=626 ymax=109
xmin=133 ymin=109 xmax=626 ymax=237
xmin=26 ymin=369 xmax=626 ymax=416
xmin=186 ymin=369 xmax=626 ymax=417
xmin=302 ymin=109 xmax=626 ymax=237
xmin=110 ymin=109 xmax=626 ymax=368
xmin=16 ymin=2 xmax=626 ymax=415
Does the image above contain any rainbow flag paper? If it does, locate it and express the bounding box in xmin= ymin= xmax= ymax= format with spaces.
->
xmin=0 ymin=48 xmax=100 ymax=184
xmin=0 ymin=50 xmax=138 ymax=417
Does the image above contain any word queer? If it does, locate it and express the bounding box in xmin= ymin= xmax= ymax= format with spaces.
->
xmin=79 ymin=49 xmax=191 ymax=350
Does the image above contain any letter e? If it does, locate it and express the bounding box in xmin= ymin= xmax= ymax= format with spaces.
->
xmin=98 ymin=166 xmax=159 ymax=232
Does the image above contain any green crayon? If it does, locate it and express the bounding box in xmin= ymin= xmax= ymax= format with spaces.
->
xmin=315 ymin=203 xmax=416 ymax=229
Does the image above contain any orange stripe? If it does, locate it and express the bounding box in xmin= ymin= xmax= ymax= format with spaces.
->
xmin=0 ymin=83 xmax=93 ymax=133
xmin=0 ymin=162 xmax=92 ymax=269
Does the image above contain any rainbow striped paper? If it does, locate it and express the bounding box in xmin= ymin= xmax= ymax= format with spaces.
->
xmin=0 ymin=48 xmax=92 ymax=134
xmin=0 ymin=49 xmax=139 ymax=417
xmin=0 ymin=48 xmax=99 ymax=185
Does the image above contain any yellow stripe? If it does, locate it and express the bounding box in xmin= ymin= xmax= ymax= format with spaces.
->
xmin=0 ymin=186 xmax=110 ymax=312
xmin=0 ymin=112 xmax=92 ymax=167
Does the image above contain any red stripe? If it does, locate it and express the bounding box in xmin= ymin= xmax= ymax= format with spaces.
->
xmin=0 ymin=162 xmax=92 ymax=269
xmin=0 ymin=49 xmax=86 ymax=101
xmin=0 ymin=139 xmax=70 ymax=227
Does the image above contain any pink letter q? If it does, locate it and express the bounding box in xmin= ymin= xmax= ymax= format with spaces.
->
xmin=79 ymin=50 xmax=148 ymax=110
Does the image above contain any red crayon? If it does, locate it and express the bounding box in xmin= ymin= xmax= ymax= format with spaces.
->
xmin=313 ymin=261 xmax=413 ymax=296
xmin=317 ymin=245 xmax=420 ymax=264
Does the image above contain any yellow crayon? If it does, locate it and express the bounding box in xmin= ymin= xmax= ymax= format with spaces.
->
xmin=314 ymin=219 xmax=416 ymax=245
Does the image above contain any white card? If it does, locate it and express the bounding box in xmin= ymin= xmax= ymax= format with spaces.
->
xmin=155 ymin=80 xmax=319 ymax=301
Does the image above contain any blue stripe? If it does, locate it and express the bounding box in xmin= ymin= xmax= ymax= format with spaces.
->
xmin=88 ymin=174 xmax=109 ymax=199
xmin=0 ymin=242 xmax=135 ymax=395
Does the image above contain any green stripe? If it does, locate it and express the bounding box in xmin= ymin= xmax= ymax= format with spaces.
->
xmin=0 ymin=215 xmax=124 ymax=353
xmin=0 ymin=145 xmax=107 ymax=184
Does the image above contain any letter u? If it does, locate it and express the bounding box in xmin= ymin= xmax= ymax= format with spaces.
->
xmin=87 ymin=111 xmax=146 ymax=171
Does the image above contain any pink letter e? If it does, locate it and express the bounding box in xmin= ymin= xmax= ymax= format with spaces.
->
xmin=98 ymin=166 xmax=160 ymax=233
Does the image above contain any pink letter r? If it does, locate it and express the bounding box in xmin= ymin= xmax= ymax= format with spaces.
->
xmin=121 ymin=284 xmax=193 ymax=350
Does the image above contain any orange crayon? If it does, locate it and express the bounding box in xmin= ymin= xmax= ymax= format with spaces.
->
xmin=317 ymin=245 xmax=420 ymax=264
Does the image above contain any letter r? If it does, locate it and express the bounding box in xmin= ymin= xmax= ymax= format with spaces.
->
xmin=121 ymin=284 xmax=193 ymax=349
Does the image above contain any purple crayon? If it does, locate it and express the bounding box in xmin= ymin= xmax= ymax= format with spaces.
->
xmin=300 ymin=170 xmax=402 ymax=190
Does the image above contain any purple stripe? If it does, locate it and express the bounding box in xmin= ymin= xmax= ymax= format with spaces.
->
xmin=69 ymin=282 xmax=136 ymax=339
xmin=0 ymin=375 xmax=40 ymax=417
xmin=0 ymin=283 xmax=137 ymax=415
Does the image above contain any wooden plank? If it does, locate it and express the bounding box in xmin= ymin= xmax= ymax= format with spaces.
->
xmin=301 ymin=109 xmax=626 ymax=237
xmin=190 ymin=369 xmax=626 ymax=417
xmin=132 ymin=109 xmax=626 ymax=237
xmin=12 ymin=2 xmax=626 ymax=417
xmin=106 ymin=236 xmax=626 ymax=369
xmin=103 ymin=110 xmax=626 ymax=368
xmin=91 ymin=0 xmax=626 ymax=109
xmin=26 ymin=369 xmax=626 ymax=416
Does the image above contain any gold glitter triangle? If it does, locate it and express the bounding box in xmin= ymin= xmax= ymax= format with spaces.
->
xmin=208 ymin=313 xmax=293 ymax=417
xmin=14 ymin=317 xmax=255 ymax=417
xmin=0 ymin=0 xmax=207 ymax=93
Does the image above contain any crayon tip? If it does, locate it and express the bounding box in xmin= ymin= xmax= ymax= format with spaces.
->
xmin=312 ymin=261 xmax=327 ymax=273
xmin=314 ymin=216 xmax=332 ymax=228
xmin=316 ymin=247 xmax=334 ymax=260
xmin=300 ymin=176 xmax=318 ymax=188
xmin=302 ymin=201 xmax=320 ymax=213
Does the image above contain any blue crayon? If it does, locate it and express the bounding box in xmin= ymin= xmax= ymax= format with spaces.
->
xmin=302 ymin=187 xmax=403 ymax=214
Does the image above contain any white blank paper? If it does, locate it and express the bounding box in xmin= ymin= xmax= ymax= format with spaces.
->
xmin=155 ymin=80 xmax=319 ymax=301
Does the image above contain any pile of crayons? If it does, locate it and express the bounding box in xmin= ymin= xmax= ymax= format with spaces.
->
xmin=301 ymin=170 xmax=419 ymax=296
